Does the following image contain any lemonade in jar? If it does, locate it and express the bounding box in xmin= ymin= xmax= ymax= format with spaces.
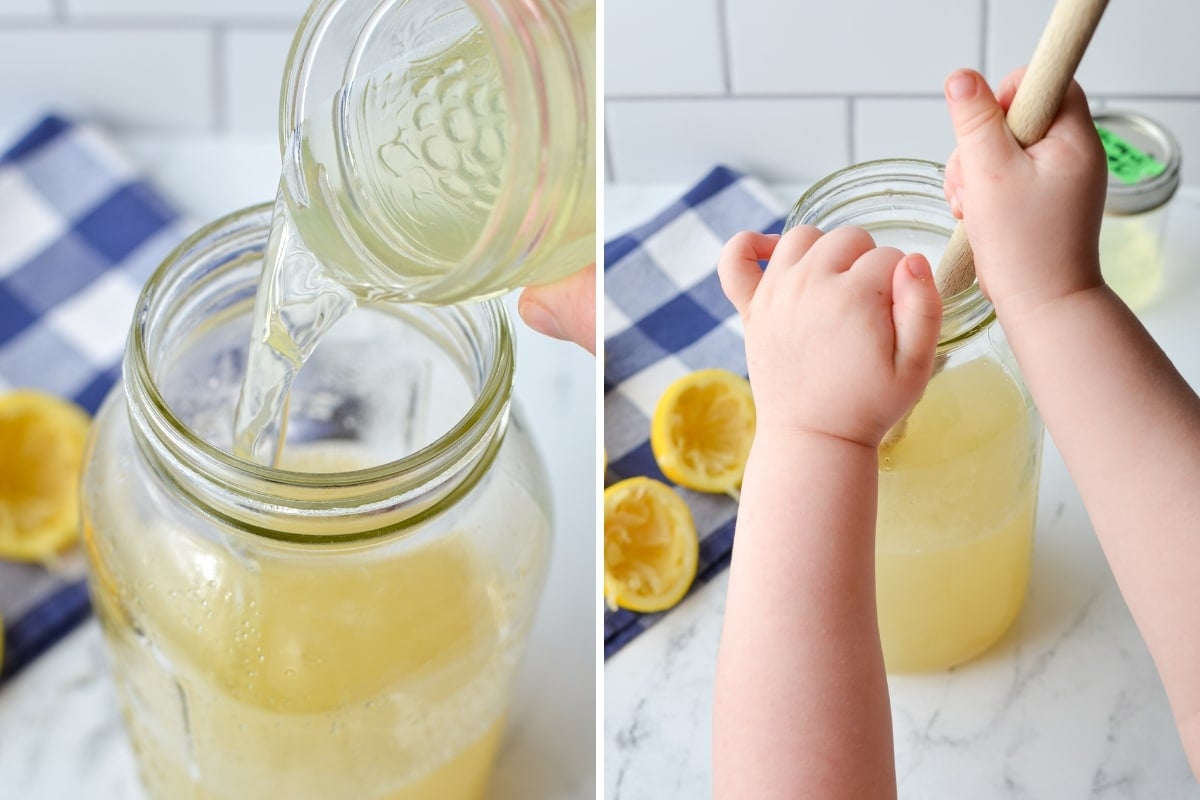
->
xmin=83 ymin=206 xmax=553 ymax=797
xmin=80 ymin=0 xmax=593 ymax=795
xmin=786 ymin=160 xmax=1044 ymax=672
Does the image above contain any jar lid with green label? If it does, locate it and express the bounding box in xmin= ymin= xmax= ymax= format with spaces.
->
xmin=1094 ymin=111 xmax=1182 ymax=215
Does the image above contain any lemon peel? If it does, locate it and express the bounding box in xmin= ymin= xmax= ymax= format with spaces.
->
xmin=0 ymin=390 xmax=91 ymax=562
xmin=604 ymin=477 xmax=698 ymax=613
xmin=650 ymin=368 xmax=755 ymax=497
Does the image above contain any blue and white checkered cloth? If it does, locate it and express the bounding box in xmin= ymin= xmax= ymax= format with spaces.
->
xmin=0 ymin=115 xmax=193 ymax=681
xmin=604 ymin=166 xmax=786 ymax=659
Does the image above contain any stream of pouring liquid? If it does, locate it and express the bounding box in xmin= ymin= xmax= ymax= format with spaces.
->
xmin=231 ymin=27 xmax=513 ymax=465
xmin=231 ymin=191 xmax=356 ymax=466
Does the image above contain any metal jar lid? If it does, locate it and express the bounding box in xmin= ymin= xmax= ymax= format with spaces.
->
xmin=1093 ymin=111 xmax=1182 ymax=215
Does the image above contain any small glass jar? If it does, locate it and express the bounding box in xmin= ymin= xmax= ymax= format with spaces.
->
xmin=279 ymin=0 xmax=596 ymax=304
xmin=80 ymin=205 xmax=553 ymax=798
xmin=786 ymin=160 xmax=1044 ymax=673
xmin=1093 ymin=111 xmax=1182 ymax=311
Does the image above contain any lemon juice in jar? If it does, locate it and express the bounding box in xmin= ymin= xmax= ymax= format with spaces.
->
xmin=786 ymin=160 xmax=1044 ymax=673
xmin=92 ymin=516 xmax=514 ymax=799
xmin=85 ymin=3 xmax=592 ymax=796
xmin=100 ymin=448 xmax=520 ymax=800
xmin=876 ymin=358 xmax=1039 ymax=672
xmin=215 ymin=3 xmax=593 ymax=793
xmin=82 ymin=205 xmax=554 ymax=799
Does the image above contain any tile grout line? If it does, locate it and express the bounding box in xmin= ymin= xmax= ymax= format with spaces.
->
xmin=211 ymin=24 xmax=228 ymax=134
xmin=1094 ymin=94 xmax=1200 ymax=102
xmin=604 ymin=92 xmax=1200 ymax=103
xmin=0 ymin=17 xmax=297 ymax=30
xmin=980 ymin=0 xmax=989 ymax=75
xmin=608 ymin=92 xmax=955 ymax=102
xmin=846 ymin=97 xmax=857 ymax=165
xmin=715 ymin=0 xmax=733 ymax=96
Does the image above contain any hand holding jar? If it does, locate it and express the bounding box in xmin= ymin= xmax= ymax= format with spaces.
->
xmin=518 ymin=263 xmax=598 ymax=354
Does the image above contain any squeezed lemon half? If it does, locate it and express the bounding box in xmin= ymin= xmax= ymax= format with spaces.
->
xmin=604 ymin=477 xmax=698 ymax=613
xmin=0 ymin=390 xmax=91 ymax=562
xmin=651 ymin=368 xmax=755 ymax=495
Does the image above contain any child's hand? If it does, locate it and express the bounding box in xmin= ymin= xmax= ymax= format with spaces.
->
xmin=719 ymin=226 xmax=942 ymax=449
xmin=942 ymin=67 xmax=1108 ymax=325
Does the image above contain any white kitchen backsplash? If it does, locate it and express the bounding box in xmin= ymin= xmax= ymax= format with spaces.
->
xmin=0 ymin=0 xmax=305 ymax=135
xmin=0 ymin=0 xmax=1195 ymax=183
xmin=606 ymin=0 xmax=1200 ymax=184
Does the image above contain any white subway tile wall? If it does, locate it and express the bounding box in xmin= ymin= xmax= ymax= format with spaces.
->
xmin=606 ymin=0 xmax=725 ymax=96
xmin=0 ymin=0 xmax=53 ymax=20
xmin=608 ymin=97 xmax=848 ymax=182
xmin=225 ymin=29 xmax=297 ymax=135
xmin=988 ymin=1 xmax=1200 ymax=96
xmin=0 ymin=30 xmax=212 ymax=131
xmin=607 ymin=0 xmax=1200 ymax=184
xmin=853 ymin=98 xmax=955 ymax=166
xmin=726 ymin=0 xmax=982 ymax=95
xmin=0 ymin=0 xmax=306 ymax=134
xmin=67 ymin=0 xmax=306 ymax=20
xmin=1 ymin=0 xmax=1195 ymax=182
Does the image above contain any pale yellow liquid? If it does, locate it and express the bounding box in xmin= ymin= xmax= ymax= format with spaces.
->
xmin=1100 ymin=212 xmax=1164 ymax=311
xmin=283 ymin=2 xmax=596 ymax=303
xmin=87 ymin=446 xmax=528 ymax=800
xmin=234 ymin=2 xmax=596 ymax=462
xmin=876 ymin=357 xmax=1040 ymax=672
xmin=200 ymin=6 xmax=592 ymax=792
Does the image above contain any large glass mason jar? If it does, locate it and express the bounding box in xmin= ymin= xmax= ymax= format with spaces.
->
xmin=80 ymin=205 xmax=553 ymax=798
xmin=280 ymin=0 xmax=596 ymax=304
xmin=786 ymin=160 xmax=1044 ymax=673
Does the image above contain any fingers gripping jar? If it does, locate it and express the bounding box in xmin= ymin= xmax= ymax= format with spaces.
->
xmin=280 ymin=0 xmax=596 ymax=304
xmin=80 ymin=206 xmax=552 ymax=798
xmin=786 ymin=160 xmax=1044 ymax=673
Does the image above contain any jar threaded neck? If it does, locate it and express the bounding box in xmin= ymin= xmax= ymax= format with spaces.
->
xmin=125 ymin=204 xmax=514 ymax=542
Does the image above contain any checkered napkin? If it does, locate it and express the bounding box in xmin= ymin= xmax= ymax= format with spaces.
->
xmin=604 ymin=166 xmax=788 ymax=658
xmin=0 ymin=115 xmax=193 ymax=681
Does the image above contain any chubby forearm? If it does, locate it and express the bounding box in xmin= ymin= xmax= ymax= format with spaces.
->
xmin=713 ymin=431 xmax=896 ymax=799
xmin=1001 ymin=286 xmax=1200 ymax=747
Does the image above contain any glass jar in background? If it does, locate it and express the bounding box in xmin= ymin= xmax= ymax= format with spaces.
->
xmin=785 ymin=160 xmax=1045 ymax=673
xmin=280 ymin=0 xmax=596 ymax=305
xmin=81 ymin=205 xmax=553 ymax=799
xmin=1093 ymin=111 xmax=1182 ymax=311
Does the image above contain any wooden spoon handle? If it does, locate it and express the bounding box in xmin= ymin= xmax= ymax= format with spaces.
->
xmin=935 ymin=0 xmax=1110 ymax=298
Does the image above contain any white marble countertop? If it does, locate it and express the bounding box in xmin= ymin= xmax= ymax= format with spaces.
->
xmin=0 ymin=127 xmax=596 ymax=799
xmin=604 ymin=181 xmax=1200 ymax=799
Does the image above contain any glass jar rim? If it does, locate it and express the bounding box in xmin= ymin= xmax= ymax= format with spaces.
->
xmin=786 ymin=158 xmax=996 ymax=351
xmin=124 ymin=203 xmax=515 ymax=540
